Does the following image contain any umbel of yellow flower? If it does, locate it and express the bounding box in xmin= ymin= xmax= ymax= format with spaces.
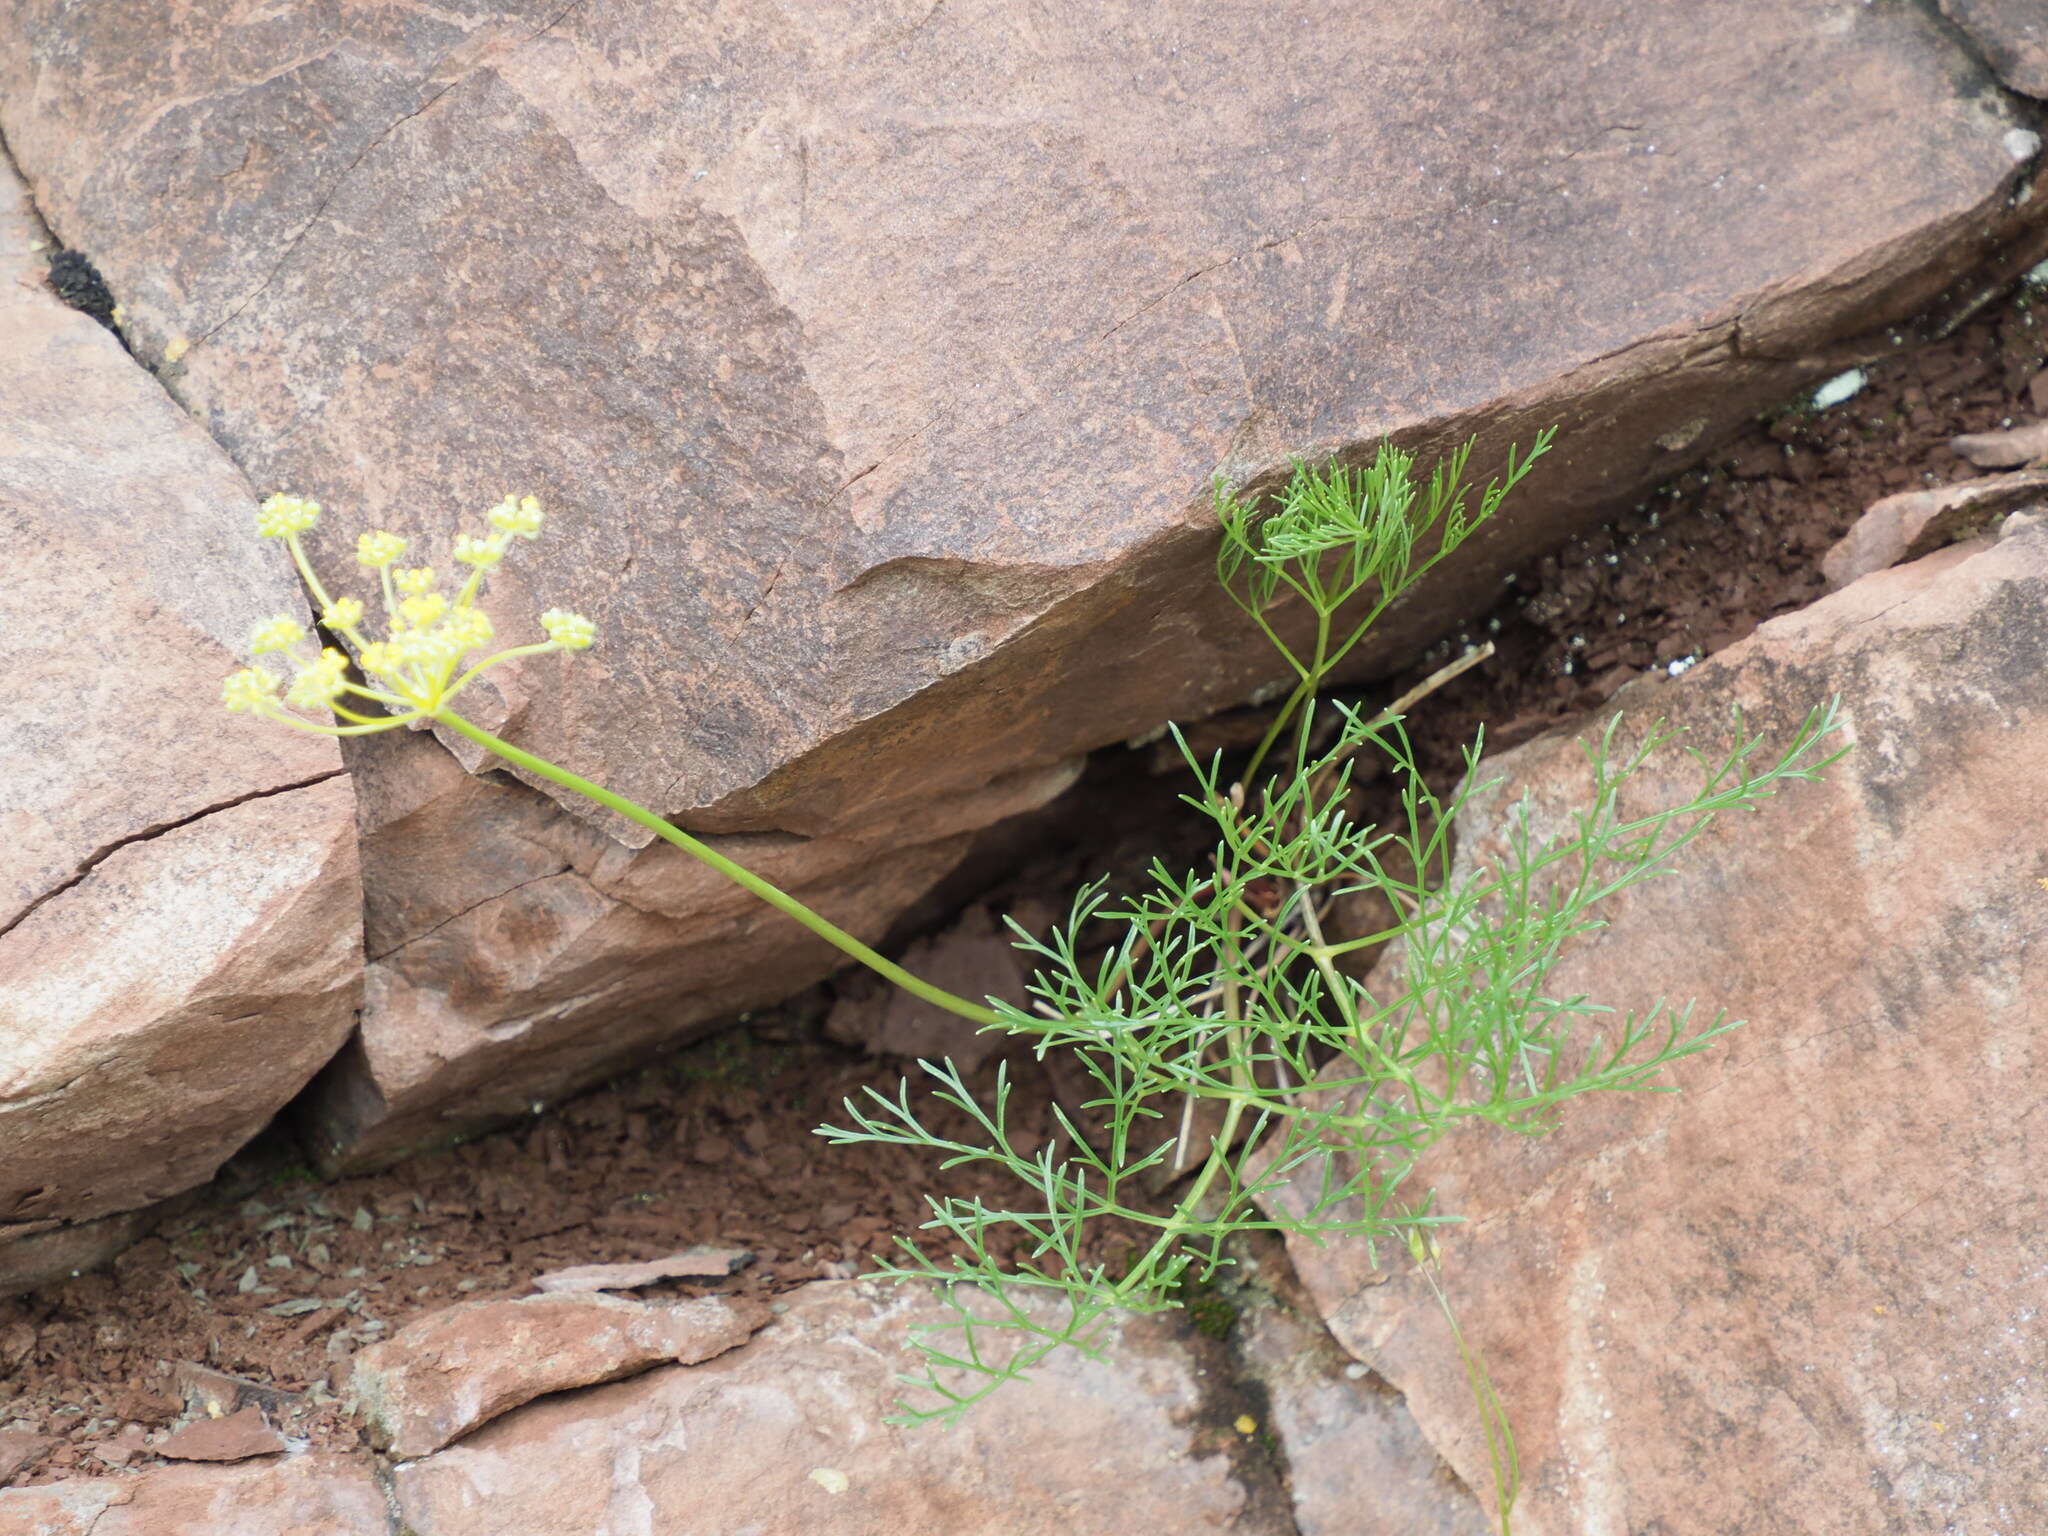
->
xmin=222 ymin=491 xmax=596 ymax=736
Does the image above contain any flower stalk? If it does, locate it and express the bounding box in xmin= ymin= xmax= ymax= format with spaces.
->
xmin=224 ymin=491 xmax=1000 ymax=1026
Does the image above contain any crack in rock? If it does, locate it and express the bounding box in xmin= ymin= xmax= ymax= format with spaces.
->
xmin=0 ymin=768 xmax=347 ymax=943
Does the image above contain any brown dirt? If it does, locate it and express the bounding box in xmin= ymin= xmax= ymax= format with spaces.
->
xmin=4 ymin=279 xmax=2046 ymax=1485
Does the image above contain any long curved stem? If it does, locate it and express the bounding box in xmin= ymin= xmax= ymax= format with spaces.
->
xmin=434 ymin=709 xmax=1002 ymax=1026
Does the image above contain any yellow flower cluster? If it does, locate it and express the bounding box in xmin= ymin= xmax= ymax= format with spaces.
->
xmin=222 ymin=490 xmax=597 ymax=736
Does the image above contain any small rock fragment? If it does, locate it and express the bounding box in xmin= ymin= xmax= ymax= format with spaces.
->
xmin=532 ymin=1246 xmax=754 ymax=1293
xmin=349 ymin=1292 xmax=762 ymax=1458
xmin=153 ymin=1406 xmax=284 ymax=1463
xmin=0 ymin=1428 xmax=52 ymax=1486
xmin=1820 ymin=469 xmax=2048 ymax=589
xmin=1948 ymin=420 xmax=2048 ymax=467
xmin=172 ymin=1362 xmax=305 ymax=1424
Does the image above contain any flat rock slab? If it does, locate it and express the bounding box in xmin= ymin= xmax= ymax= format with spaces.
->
xmin=3 ymin=1 xmax=2041 ymax=1161
xmin=0 ymin=1454 xmax=386 ymax=1536
xmin=349 ymin=1291 xmax=761 ymax=1457
xmin=391 ymin=1279 xmax=1291 ymax=1535
xmin=0 ymin=160 xmax=361 ymax=1283
xmin=1276 ymin=528 xmax=2048 ymax=1533
xmin=153 ymin=1408 xmax=285 ymax=1465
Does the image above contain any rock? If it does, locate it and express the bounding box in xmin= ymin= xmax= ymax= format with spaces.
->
xmin=1949 ymin=419 xmax=2048 ymax=466
xmin=825 ymin=903 xmax=1028 ymax=1072
xmin=153 ymin=1408 xmax=284 ymax=1465
xmin=1940 ymin=0 xmax=2048 ymax=95
xmin=171 ymin=1364 xmax=304 ymax=1426
xmin=393 ymin=1279 xmax=1289 ymax=1535
xmin=86 ymin=1426 xmax=150 ymax=1469
xmin=0 ymin=2 xmax=2039 ymax=1165
xmin=1236 ymin=1278 xmax=1492 ymax=1536
xmin=0 ymin=1454 xmax=385 ymax=1536
xmin=1273 ymin=531 xmax=2048 ymax=1533
xmin=1819 ymin=466 xmax=2048 ymax=588
xmin=305 ymin=738 xmax=1079 ymax=1167
xmin=349 ymin=1291 xmax=761 ymax=1458
xmin=531 ymin=1245 xmax=752 ymax=1293
xmin=0 ymin=1430 xmax=50 ymax=1488
xmin=0 ymin=158 xmax=361 ymax=1282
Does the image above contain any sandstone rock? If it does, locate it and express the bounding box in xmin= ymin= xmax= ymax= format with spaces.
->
xmin=1818 ymin=466 xmax=2048 ymax=588
xmin=1941 ymin=0 xmax=2048 ymax=95
xmin=0 ymin=1431 xmax=50 ymax=1488
xmin=1949 ymin=419 xmax=2048 ymax=465
xmin=824 ymin=902 xmax=1029 ymax=1072
xmin=349 ymin=1291 xmax=760 ymax=1458
xmin=1274 ymin=529 xmax=2048 ymax=1533
xmin=153 ymin=1407 xmax=283 ymax=1464
xmin=1236 ymin=1277 xmax=1492 ymax=1536
xmin=1 ymin=1 xmax=2039 ymax=1157
xmin=0 ymin=158 xmax=361 ymax=1280
xmin=393 ymin=1279 xmax=1289 ymax=1535
xmin=304 ymin=736 xmax=1079 ymax=1168
xmin=531 ymin=1245 xmax=752 ymax=1293
xmin=0 ymin=1454 xmax=385 ymax=1536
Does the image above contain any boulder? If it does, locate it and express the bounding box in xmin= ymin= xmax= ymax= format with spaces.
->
xmin=392 ymin=1278 xmax=1291 ymax=1535
xmin=0 ymin=160 xmax=361 ymax=1287
xmin=0 ymin=1454 xmax=385 ymax=1536
xmin=3 ymin=0 xmax=2041 ymax=1160
xmin=1273 ymin=527 xmax=2048 ymax=1533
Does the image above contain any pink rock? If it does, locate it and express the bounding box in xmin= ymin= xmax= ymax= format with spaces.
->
xmin=1949 ymin=419 xmax=2048 ymax=468
xmin=1819 ymin=467 xmax=2048 ymax=589
xmin=349 ymin=1291 xmax=761 ymax=1458
xmin=0 ymin=160 xmax=360 ymax=1288
xmin=153 ymin=1408 xmax=284 ymax=1464
xmin=393 ymin=1281 xmax=1284 ymax=1534
xmin=1237 ymin=1283 xmax=1491 ymax=1536
xmin=4 ymin=0 xmax=2042 ymax=1166
xmin=0 ymin=1430 xmax=50 ymax=1487
xmin=1938 ymin=0 xmax=2048 ymax=95
xmin=0 ymin=1454 xmax=384 ymax=1536
xmin=532 ymin=1246 xmax=752 ymax=1293
xmin=1273 ymin=528 xmax=2048 ymax=1533
xmin=825 ymin=903 xmax=1029 ymax=1073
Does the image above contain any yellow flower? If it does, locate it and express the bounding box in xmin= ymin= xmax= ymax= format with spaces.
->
xmin=488 ymin=494 xmax=545 ymax=540
xmin=356 ymin=530 xmax=408 ymax=568
xmin=221 ymin=667 xmax=280 ymax=712
xmin=322 ymin=596 xmax=366 ymax=630
xmin=286 ymin=648 xmax=349 ymax=709
xmin=249 ymin=615 xmax=306 ymax=654
xmin=540 ymin=609 xmax=596 ymax=649
xmin=400 ymin=591 xmax=448 ymax=628
xmin=357 ymin=641 xmax=400 ymax=677
xmin=255 ymin=494 xmax=321 ymax=538
xmin=393 ymin=566 xmax=438 ymax=597
xmin=453 ymin=532 xmax=505 ymax=568
xmin=443 ymin=608 xmax=495 ymax=649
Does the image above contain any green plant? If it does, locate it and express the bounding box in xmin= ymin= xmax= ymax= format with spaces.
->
xmin=811 ymin=436 xmax=1843 ymax=1529
xmin=228 ymin=443 xmax=1843 ymax=1536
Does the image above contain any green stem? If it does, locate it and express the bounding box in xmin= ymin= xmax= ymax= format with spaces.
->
xmin=434 ymin=709 xmax=1001 ymax=1026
